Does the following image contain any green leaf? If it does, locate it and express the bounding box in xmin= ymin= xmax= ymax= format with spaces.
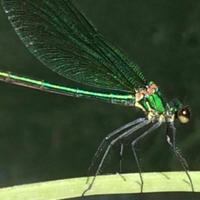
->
xmin=0 ymin=171 xmax=199 ymax=200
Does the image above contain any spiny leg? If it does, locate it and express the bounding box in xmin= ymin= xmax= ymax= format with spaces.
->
xmin=131 ymin=122 xmax=162 ymax=192
xmin=82 ymin=118 xmax=151 ymax=196
xmin=86 ymin=118 xmax=145 ymax=177
xmin=166 ymin=122 xmax=194 ymax=191
xmin=119 ymin=139 xmax=130 ymax=176
xmin=167 ymin=121 xmax=176 ymax=149
xmin=119 ymin=140 xmax=124 ymax=173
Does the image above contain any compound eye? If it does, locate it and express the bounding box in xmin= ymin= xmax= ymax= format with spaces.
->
xmin=177 ymin=107 xmax=190 ymax=124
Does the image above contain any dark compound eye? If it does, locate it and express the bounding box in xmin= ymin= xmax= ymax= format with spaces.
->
xmin=177 ymin=107 xmax=190 ymax=124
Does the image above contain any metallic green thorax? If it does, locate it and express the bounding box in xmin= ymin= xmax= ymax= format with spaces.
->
xmin=137 ymin=88 xmax=166 ymax=114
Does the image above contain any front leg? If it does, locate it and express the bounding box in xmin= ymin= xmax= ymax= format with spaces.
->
xmin=166 ymin=122 xmax=194 ymax=191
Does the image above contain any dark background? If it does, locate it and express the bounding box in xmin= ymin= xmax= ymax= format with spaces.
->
xmin=0 ymin=0 xmax=200 ymax=199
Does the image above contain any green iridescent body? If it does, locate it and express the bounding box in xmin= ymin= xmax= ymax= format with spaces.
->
xmin=0 ymin=70 xmax=168 ymax=117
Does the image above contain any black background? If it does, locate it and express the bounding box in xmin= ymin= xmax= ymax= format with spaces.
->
xmin=0 ymin=0 xmax=200 ymax=199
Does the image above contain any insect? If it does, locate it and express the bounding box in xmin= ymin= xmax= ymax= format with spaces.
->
xmin=1 ymin=0 xmax=193 ymax=193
